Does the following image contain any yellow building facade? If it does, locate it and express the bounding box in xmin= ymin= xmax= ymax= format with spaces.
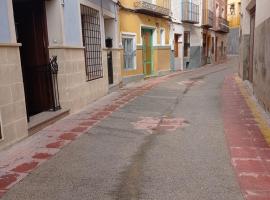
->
xmin=119 ymin=0 xmax=172 ymax=83
xmin=227 ymin=0 xmax=241 ymax=28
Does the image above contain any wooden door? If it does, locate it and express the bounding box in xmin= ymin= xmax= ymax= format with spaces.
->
xmin=174 ymin=34 xmax=179 ymax=58
xmin=207 ymin=36 xmax=211 ymax=57
xmin=14 ymin=0 xmax=52 ymax=117
xmin=142 ymin=29 xmax=153 ymax=76
xmin=249 ymin=9 xmax=255 ymax=82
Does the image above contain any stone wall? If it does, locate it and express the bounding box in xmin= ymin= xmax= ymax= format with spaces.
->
xmin=154 ymin=46 xmax=171 ymax=73
xmin=0 ymin=45 xmax=28 ymax=150
xmin=239 ymin=34 xmax=250 ymax=80
xmin=227 ymin=27 xmax=240 ymax=55
xmin=187 ymin=46 xmax=202 ymax=69
xmin=49 ymin=47 xmax=109 ymax=113
xmin=253 ymin=17 xmax=270 ymax=112
xmin=216 ymin=33 xmax=228 ymax=63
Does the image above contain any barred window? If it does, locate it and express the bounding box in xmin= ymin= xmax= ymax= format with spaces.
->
xmin=81 ymin=5 xmax=103 ymax=81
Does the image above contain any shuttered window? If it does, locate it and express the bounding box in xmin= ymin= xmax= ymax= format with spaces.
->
xmin=122 ymin=35 xmax=136 ymax=70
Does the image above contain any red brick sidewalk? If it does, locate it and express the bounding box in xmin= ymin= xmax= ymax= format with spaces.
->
xmin=0 ymin=72 xmax=178 ymax=198
xmin=0 ymin=65 xmax=199 ymax=198
xmin=222 ymin=75 xmax=270 ymax=200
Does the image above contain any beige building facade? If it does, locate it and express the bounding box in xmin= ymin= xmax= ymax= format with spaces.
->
xmin=0 ymin=0 xmax=121 ymax=150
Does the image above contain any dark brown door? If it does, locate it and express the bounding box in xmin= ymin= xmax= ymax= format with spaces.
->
xmin=207 ymin=36 xmax=211 ymax=57
xmin=215 ymin=37 xmax=218 ymax=62
xmin=13 ymin=0 xmax=53 ymax=117
xmin=174 ymin=34 xmax=179 ymax=57
xmin=249 ymin=8 xmax=256 ymax=83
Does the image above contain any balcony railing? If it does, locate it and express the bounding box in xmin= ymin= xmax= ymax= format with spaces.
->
xmin=216 ymin=17 xmax=229 ymax=33
xmin=134 ymin=0 xmax=171 ymax=17
xmin=202 ymin=9 xmax=214 ymax=28
xmin=182 ymin=1 xmax=200 ymax=24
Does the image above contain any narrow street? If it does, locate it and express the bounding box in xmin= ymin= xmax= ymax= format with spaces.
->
xmin=2 ymin=0 xmax=270 ymax=199
xmin=1 ymin=57 xmax=245 ymax=200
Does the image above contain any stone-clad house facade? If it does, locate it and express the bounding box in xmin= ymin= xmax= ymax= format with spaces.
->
xmin=0 ymin=0 xmax=121 ymax=150
xmin=239 ymin=0 xmax=270 ymax=112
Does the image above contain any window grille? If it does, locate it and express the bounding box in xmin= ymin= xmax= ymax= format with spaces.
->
xmin=81 ymin=5 xmax=103 ymax=81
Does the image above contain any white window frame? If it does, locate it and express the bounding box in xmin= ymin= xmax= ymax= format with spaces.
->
xmin=160 ymin=28 xmax=165 ymax=45
xmin=121 ymin=32 xmax=137 ymax=70
xmin=139 ymin=24 xmax=157 ymax=46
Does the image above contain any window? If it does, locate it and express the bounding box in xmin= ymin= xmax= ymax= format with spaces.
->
xmin=216 ymin=3 xmax=219 ymax=16
xmin=160 ymin=28 xmax=165 ymax=45
xmin=81 ymin=5 xmax=103 ymax=81
xmin=184 ymin=31 xmax=190 ymax=57
xmin=122 ymin=34 xmax=136 ymax=70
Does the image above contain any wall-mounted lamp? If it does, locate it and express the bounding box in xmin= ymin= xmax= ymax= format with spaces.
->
xmin=230 ymin=4 xmax=235 ymax=15
xmin=61 ymin=0 xmax=65 ymax=7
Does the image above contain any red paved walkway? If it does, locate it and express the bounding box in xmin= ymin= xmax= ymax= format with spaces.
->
xmin=222 ymin=76 xmax=270 ymax=200
xmin=0 ymin=72 xmax=270 ymax=199
xmin=0 ymin=73 xmax=175 ymax=198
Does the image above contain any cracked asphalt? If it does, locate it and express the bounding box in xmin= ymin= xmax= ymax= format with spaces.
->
xmin=2 ymin=57 xmax=243 ymax=200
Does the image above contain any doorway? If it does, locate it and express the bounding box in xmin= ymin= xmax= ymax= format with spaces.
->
xmin=248 ymin=8 xmax=255 ymax=83
xmin=215 ymin=37 xmax=218 ymax=62
xmin=13 ymin=0 xmax=53 ymax=117
xmin=142 ymin=28 xmax=153 ymax=76
xmin=174 ymin=34 xmax=180 ymax=58
xmin=207 ymin=36 xmax=211 ymax=57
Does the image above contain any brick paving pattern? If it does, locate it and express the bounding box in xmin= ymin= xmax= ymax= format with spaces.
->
xmin=0 ymin=72 xmax=181 ymax=197
xmin=222 ymin=75 xmax=270 ymax=200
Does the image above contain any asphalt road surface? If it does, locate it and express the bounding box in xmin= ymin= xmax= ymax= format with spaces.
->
xmin=2 ymin=57 xmax=243 ymax=200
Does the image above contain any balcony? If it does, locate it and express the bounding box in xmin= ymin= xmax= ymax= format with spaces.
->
xmin=134 ymin=0 xmax=171 ymax=17
xmin=181 ymin=1 xmax=199 ymax=24
xmin=216 ymin=17 xmax=229 ymax=33
xmin=202 ymin=9 xmax=214 ymax=28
